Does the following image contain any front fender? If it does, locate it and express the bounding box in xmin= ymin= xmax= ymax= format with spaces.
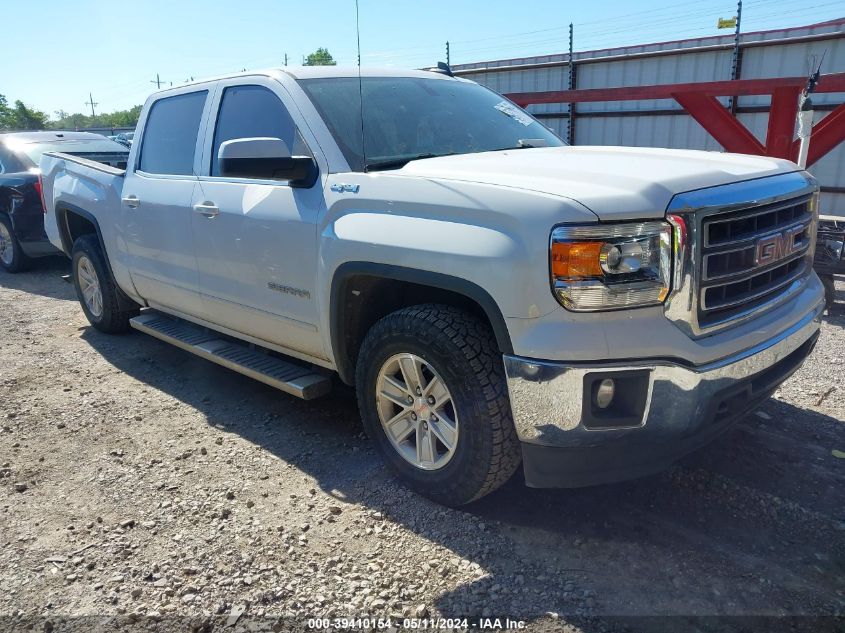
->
xmin=314 ymin=174 xmax=598 ymax=370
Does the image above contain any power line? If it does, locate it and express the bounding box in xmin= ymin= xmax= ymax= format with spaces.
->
xmin=352 ymin=0 xmax=833 ymax=66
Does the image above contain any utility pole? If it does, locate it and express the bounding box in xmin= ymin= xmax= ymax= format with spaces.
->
xmin=729 ymin=0 xmax=743 ymax=112
xmin=730 ymin=0 xmax=743 ymax=81
xmin=284 ymin=53 xmax=288 ymax=66
xmin=567 ymin=23 xmax=576 ymax=144
xmin=85 ymin=92 xmax=98 ymax=118
xmin=150 ymin=73 xmax=166 ymax=89
xmin=446 ymin=41 xmax=450 ymax=66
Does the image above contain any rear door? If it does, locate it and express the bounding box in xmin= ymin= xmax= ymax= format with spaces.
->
xmin=123 ymin=88 xmax=214 ymax=318
xmin=191 ymin=78 xmax=326 ymax=359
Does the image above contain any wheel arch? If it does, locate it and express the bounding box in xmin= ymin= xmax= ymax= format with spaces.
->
xmin=330 ymin=262 xmax=513 ymax=385
xmin=59 ymin=203 xmax=138 ymax=311
xmin=55 ymin=203 xmax=102 ymax=256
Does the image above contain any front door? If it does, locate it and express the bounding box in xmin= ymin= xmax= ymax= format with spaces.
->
xmin=191 ymin=81 xmax=325 ymax=359
xmin=123 ymin=89 xmax=211 ymax=318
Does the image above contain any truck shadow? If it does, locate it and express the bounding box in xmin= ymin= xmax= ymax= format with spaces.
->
xmin=79 ymin=326 xmax=844 ymax=625
xmin=0 ymin=256 xmax=73 ymax=300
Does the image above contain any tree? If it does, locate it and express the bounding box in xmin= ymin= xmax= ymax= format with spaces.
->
xmin=304 ymin=48 xmax=337 ymax=66
xmin=11 ymin=100 xmax=49 ymax=130
xmin=50 ymin=105 xmax=143 ymax=131
xmin=0 ymin=95 xmax=9 ymax=130
xmin=0 ymin=94 xmax=49 ymax=130
xmin=0 ymin=94 xmax=143 ymax=132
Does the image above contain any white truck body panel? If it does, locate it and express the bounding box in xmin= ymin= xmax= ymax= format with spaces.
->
xmin=398 ymin=146 xmax=798 ymax=220
xmin=40 ymin=66 xmax=824 ymax=492
xmin=41 ymin=67 xmax=819 ymax=366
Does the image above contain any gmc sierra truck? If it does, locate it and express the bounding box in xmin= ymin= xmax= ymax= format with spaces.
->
xmin=40 ymin=67 xmax=825 ymax=506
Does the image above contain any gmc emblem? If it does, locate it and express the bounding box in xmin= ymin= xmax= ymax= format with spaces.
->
xmin=754 ymin=225 xmax=806 ymax=266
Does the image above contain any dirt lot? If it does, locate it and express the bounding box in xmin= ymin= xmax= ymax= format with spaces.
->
xmin=1 ymin=258 xmax=843 ymax=632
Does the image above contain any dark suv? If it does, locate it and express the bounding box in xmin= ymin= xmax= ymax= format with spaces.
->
xmin=0 ymin=131 xmax=128 ymax=272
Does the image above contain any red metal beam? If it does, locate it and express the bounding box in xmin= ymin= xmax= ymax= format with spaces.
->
xmin=766 ymin=86 xmax=802 ymax=158
xmin=505 ymin=72 xmax=845 ymax=165
xmin=672 ymin=92 xmax=765 ymax=155
xmin=790 ymin=103 xmax=845 ymax=167
xmin=505 ymin=72 xmax=845 ymax=107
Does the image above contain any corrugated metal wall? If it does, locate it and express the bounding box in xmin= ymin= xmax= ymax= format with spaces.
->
xmin=454 ymin=20 xmax=845 ymax=216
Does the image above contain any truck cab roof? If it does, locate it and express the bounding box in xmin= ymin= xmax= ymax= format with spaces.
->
xmin=148 ymin=66 xmax=464 ymax=100
xmin=280 ymin=66 xmax=461 ymax=80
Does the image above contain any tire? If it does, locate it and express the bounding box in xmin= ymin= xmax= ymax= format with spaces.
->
xmin=820 ymin=274 xmax=836 ymax=311
xmin=356 ymin=304 xmax=521 ymax=506
xmin=71 ymin=234 xmax=139 ymax=333
xmin=0 ymin=213 xmax=33 ymax=273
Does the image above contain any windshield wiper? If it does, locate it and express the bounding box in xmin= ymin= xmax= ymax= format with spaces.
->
xmin=365 ymin=152 xmax=449 ymax=172
xmin=488 ymin=140 xmax=550 ymax=152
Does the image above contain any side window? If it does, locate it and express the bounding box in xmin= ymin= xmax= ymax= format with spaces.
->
xmin=211 ymin=85 xmax=311 ymax=177
xmin=139 ymin=91 xmax=207 ymax=175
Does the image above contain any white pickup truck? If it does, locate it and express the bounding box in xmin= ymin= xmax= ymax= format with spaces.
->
xmin=40 ymin=67 xmax=825 ymax=506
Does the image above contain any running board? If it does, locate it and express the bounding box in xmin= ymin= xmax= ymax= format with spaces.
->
xmin=129 ymin=312 xmax=332 ymax=400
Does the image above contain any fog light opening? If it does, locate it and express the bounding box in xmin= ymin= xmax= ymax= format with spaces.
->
xmin=595 ymin=378 xmax=615 ymax=409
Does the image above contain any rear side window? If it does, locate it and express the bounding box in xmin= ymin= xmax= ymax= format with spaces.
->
xmin=210 ymin=85 xmax=310 ymax=177
xmin=139 ymin=91 xmax=207 ymax=175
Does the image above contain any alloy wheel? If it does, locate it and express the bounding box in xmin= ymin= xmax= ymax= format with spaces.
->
xmin=77 ymin=255 xmax=103 ymax=318
xmin=0 ymin=222 xmax=12 ymax=266
xmin=375 ymin=353 xmax=459 ymax=470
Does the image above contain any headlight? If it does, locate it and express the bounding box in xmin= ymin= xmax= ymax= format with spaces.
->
xmin=550 ymin=221 xmax=672 ymax=311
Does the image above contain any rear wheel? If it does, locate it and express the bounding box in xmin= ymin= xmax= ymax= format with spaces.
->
xmin=0 ymin=214 xmax=32 ymax=273
xmin=356 ymin=304 xmax=521 ymax=506
xmin=71 ymin=234 xmax=138 ymax=333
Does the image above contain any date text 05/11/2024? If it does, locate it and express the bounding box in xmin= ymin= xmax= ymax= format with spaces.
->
xmin=307 ymin=617 xmax=527 ymax=630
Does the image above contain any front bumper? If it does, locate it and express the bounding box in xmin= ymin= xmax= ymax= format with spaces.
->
xmin=504 ymin=299 xmax=824 ymax=488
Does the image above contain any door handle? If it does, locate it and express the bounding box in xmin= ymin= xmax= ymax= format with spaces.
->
xmin=122 ymin=195 xmax=140 ymax=209
xmin=193 ymin=201 xmax=219 ymax=218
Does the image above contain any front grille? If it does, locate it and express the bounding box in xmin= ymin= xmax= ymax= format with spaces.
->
xmin=697 ymin=195 xmax=814 ymax=327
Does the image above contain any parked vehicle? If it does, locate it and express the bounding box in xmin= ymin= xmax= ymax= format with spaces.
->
xmin=0 ymin=131 xmax=129 ymax=272
xmin=40 ymin=68 xmax=825 ymax=506
xmin=815 ymin=215 xmax=843 ymax=308
xmin=115 ymin=132 xmax=134 ymax=148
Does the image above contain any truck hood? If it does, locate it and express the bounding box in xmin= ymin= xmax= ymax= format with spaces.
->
xmin=398 ymin=146 xmax=799 ymax=220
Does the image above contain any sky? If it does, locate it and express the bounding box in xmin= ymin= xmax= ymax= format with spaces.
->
xmin=1 ymin=0 xmax=842 ymax=117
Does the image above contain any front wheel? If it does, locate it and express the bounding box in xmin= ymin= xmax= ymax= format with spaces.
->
xmin=0 ymin=214 xmax=32 ymax=273
xmin=71 ymin=235 xmax=138 ymax=333
xmin=356 ymin=304 xmax=521 ymax=506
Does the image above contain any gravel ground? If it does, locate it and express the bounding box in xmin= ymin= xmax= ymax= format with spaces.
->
xmin=0 ymin=259 xmax=843 ymax=632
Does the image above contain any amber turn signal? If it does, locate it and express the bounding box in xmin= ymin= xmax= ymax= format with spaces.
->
xmin=551 ymin=241 xmax=604 ymax=278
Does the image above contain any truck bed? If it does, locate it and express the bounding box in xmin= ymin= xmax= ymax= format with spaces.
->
xmin=42 ymin=151 xmax=127 ymax=177
xmin=40 ymin=151 xmax=128 ymax=256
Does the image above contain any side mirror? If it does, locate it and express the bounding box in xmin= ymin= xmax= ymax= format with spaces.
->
xmin=218 ymin=137 xmax=318 ymax=187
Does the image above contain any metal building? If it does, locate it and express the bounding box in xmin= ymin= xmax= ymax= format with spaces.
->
xmin=452 ymin=18 xmax=845 ymax=216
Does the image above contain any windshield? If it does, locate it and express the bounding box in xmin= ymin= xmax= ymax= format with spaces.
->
xmin=298 ymin=76 xmax=564 ymax=171
xmin=17 ymin=139 xmax=129 ymax=166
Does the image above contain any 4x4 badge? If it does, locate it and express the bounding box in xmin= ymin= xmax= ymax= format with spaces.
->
xmin=330 ymin=183 xmax=360 ymax=194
